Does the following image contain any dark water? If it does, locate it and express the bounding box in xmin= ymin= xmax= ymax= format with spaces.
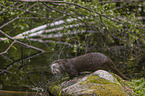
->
xmin=0 ymin=90 xmax=42 ymax=96
xmin=0 ymin=41 xmax=57 ymax=96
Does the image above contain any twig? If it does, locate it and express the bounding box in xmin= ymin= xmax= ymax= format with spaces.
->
xmin=0 ymin=30 xmax=45 ymax=52
xmin=0 ymin=52 xmax=44 ymax=74
xmin=0 ymin=40 xmax=16 ymax=55
xmin=48 ymin=1 xmax=122 ymax=23
xmin=100 ymin=0 xmax=144 ymax=3
xmin=0 ymin=3 xmax=42 ymax=16
xmin=0 ymin=3 xmax=37 ymax=29
xmin=16 ymin=40 xmax=45 ymax=52
xmin=42 ymin=2 xmax=89 ymax=29
xmin=99 ymin=15 xmax=131 ymax=48
xmin=20 ymin=17 xmax=53 ymax=19
xmin=0 ymin=2 xmax=19 ymax=15
xmin=19 ymin=0 xmax=144 ymax=3
xmin=0 ymin=69 xmax=11 ymax=74
xmin=0 ymin=16 xmax=20 ymax=29
xmin=0 ymin=55 xmax=14 ymax=62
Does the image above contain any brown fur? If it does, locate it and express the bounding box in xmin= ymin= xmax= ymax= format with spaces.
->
xmin=52 ymin=52 xmax=129 ymax=80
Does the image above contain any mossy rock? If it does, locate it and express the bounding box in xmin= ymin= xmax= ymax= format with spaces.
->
xmin=49 ymin=70 xmax=133 ymax=96
xmin=79 ymin=76 xmax=128 ymax=96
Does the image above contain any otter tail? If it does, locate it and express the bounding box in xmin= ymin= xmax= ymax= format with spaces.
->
xmin=109 ymin=60 xmax=130 ymax=80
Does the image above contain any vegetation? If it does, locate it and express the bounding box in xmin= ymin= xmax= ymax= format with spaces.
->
xmin=129 ymin=78 xmax=145 ymax=96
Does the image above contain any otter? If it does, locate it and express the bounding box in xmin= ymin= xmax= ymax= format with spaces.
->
xmin=51 ymin=52 xmax=129 ymax=80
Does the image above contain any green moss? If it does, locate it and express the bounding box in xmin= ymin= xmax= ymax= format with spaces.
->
xmin=49 ymin=84 xmax=62 ymax=95
xmin=111 ymin=73 xmax=133 ymax=95
xmin=89 ymin=84 xmax=127 ymax=96
xmin=79 ymin=75 xmax=114 ymax=85
xmin=49 ymin=74 xmax=131 ymax=96
xmin=49 ymin=76 xmax=69 ymax=96
xmin=79 ymin=75 xmax=128 ymax=96
xmin=49 ymin=75 xmax=71 ymax=95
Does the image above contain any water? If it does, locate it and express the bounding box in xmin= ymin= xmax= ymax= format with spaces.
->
xmin=0 ymin=41 xmax=56 ymax=96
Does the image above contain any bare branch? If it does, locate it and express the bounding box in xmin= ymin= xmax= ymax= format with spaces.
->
xmin=19 ymin=0 xmax=144 ymax=3
xmin=0 ymin=2 xmax=19 ymax=15
xmin=0 ymin=30 xmax=45 ymax=52
xmin=0 ymin=3 xmax=37 ymax=29
xmin=20 ymin=17 xmax=53 ymax=19
xmin=0 ymin=30 xmax=14 ymax=40
xmin=16 ymin=40 xmax=45 ymax=52
xmin=0 ymin=16 xmax=20 ymax=29
xmin=0 ymin=40 xmax=16 ymax=55
xmin=0 ymin=3 xmax=42 ymax=16
xmin=0 ymin=69 xmax=11 ymax=74
xmin=48 ymin=1 xmax=121 ymax=23
xmin=0 ymin=55 xmax=14 ymax=62
xmin=13 ymin=17 xmax=87 ymax=39
xmin=19 ymin=0 xmax=54 ymax=1
xmin=0 ymin=52 xmax=44 ymax=74
xmin=100 ymin=0 xmax=144 ymax=3
xmin=42 ymin=2 xmax=89 ymax=29
xmin=29 ymin=39 xmax=73 ymax=47
xmin=39 ymin=30 xmax=96 ymax=38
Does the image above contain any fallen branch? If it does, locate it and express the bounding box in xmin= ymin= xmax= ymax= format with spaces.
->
xmin=39 ymin=30 xmax=96 ymax=38
xmin=29 ymin=38 xmax=73 ymax=47
xmin=13 ymin=17 xmax=86 ymax=39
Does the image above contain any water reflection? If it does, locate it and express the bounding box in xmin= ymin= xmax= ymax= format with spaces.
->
xmin=0 ymin=90 xmax=42 ymax=96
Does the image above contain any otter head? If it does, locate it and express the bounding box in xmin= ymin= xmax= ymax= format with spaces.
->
xmin=51 ymin=59 xmax=78 ymax=79
xmin=51 ymin=63 xmax=63 ymax=75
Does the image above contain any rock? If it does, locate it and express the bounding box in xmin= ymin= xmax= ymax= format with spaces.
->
xmin=92 ymin=70 xmax=115 ymax=83
xmin=49 ymin=70 xmax=133 ymax=96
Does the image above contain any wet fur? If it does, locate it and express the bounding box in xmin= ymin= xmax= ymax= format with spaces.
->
xmin=51 ymin=52 xmax=129 ymax=80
